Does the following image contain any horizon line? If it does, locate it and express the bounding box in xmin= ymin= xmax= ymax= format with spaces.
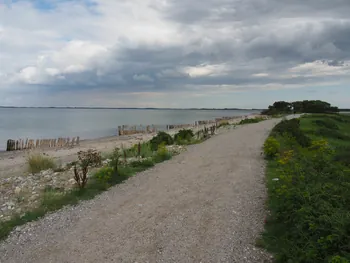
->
xmin=0 ymin=106 xmax=263 ymax=110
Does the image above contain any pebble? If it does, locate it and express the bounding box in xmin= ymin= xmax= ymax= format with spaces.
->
xmin=14 ymin=187 xmax=22 ymax=195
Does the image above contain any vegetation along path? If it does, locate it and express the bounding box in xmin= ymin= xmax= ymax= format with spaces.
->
xmin=0 ymin=118 xmax=283 ymax=263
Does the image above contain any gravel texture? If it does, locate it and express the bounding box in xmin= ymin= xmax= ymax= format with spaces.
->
xmin=0 ymin=119 xmax=280 ymax=263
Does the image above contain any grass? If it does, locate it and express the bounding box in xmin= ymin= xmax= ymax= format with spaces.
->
xmin=27 ymin=154 xmax=56 ymax=173
xmin=262 ymin=114 xmax=350 ymax=263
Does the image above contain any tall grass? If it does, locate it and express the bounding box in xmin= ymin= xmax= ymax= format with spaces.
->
xmin=27 ymin=154 xmax=56 ymax=173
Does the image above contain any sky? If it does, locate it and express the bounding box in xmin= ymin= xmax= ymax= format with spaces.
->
xmin=1 ymin=0 xmax=350 ymax=108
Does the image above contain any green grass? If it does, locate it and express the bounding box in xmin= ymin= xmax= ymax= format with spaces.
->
xmin=262 ymin=114 xmax=350 ymax=263
xmin=27 ymin=154 xmax=56 ymax=173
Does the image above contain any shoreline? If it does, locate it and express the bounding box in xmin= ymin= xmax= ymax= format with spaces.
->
xmin=0 ymin=114 xmax=264 ymax=179
xmin=0 ymin=113 xmax=266 ymax=224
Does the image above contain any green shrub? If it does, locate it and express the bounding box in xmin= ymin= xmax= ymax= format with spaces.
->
xmin=27 ymin=154 xmax=56 ymax=173
xmin=94 ymin=166 xmax=115 ymax=185
xmin=239 ymin=117 xmax=264 ymax=124
xmin=123 ymin=142 xmax=153 ymax=158
xmin=150 ymin=131 xmax=173 ymax=151
xmin=264 ymin=137 xmax=280 ymax=158
xmin=174 ymin=129 xmax=194 ymax=144
xmin=153 ymin=143 xmax=172 ymax=163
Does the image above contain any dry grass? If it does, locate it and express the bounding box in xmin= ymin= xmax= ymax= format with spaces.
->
xmin=27 ymin=154 xmax=56 ymax=174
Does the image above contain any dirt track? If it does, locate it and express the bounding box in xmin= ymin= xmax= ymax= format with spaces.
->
xmin=0 ymin=119 xmax=280 ymax=263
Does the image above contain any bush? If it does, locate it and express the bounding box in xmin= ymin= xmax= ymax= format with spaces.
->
xmin=73 ymin=149 xmax=102 ymax=189
xmin=149 ymin=131 xmax=173 ymax=151
xmin=77 ymin=149 xmax=101 ymax=167
xmin=27 ymin=154 xmax=56 ymax=173
xmin=239 ymin=117 xmax=264 ymax=124
xmin=264 ymin=137 xmax=280 ymax=158
xmin=174 ymin=129 xmax=194 ymax=144
xmin=153 ymin=143 xmax=172 ymax=163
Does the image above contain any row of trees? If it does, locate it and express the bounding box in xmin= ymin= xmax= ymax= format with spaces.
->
xmin=262 ymin=100 xmax=339 ymax=115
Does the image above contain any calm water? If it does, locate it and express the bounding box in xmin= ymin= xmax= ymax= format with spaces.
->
xmin=0 ymin=108 xmax=259 ymax=150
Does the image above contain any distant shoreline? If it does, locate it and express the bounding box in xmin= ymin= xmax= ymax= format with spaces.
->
xmin=0 ymin=106 xmax=263 ymax=111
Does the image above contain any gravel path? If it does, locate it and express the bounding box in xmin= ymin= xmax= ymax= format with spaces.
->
xmin=0 ymin=119 xmax=280 ymax=263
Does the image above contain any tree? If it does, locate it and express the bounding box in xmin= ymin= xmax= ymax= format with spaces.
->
xmin=262 ymin=100 xmax=338 ymax=115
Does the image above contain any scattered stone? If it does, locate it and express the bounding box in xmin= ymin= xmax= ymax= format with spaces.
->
xmin=68 ymin=179 xmax=76 ymax=185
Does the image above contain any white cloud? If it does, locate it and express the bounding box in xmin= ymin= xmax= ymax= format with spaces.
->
xmin=184 ymin=64 xmax=230 ymax=77
xmin=1 ymin=0 xmax=350 ymax=107
xmin=252 ymin=73 xmax=269 ymax=77
xmin=288 ymin=60 xmax=350 ymax=77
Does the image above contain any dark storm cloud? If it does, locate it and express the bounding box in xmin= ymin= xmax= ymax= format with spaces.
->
xmin=16 ymin=0 xmax=350 ymax=94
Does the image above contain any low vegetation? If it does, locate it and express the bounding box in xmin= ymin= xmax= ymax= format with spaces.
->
xmin=149 ymin=131 xmax=174 ymax=151
xmin=174 ymin=129 xmax=198 ymax=145
xmin=1 ymin=125 xmax=218 ymax=240
xmin=238 ymin=117 xmax=265 ymax=125
xmin=262 ymin=114 xmax=350 ymax=262
xmin=27 ymin=154 xmax=56 ymax=174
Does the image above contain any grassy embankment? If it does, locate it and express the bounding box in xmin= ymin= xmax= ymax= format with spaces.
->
xmin=261 ymin=114 xmax=350 ymax=262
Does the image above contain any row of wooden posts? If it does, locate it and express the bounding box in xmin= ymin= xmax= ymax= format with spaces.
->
xmin=117 ymin=116 xmax=243 ymax=136
xmin=5 ymin=115 xmax=253 ymax=151
xmin=6 ymin=137 xmax=80 ymax=152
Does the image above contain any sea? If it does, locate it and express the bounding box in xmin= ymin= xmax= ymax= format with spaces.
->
xmin=0 ymin=108 xmax=260 ymax=151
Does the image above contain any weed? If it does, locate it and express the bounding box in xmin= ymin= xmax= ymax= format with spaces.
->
xmin=27 ymin=154 xmax=56 ymax=174
xmin=153 ymin=143 xmax=172 ymax=163
xmin=263 ymin=137 xmax=280 ymax=159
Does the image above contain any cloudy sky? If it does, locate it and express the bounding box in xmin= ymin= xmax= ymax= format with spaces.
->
xmin=1 ymin=0 xmax=350 ymax=108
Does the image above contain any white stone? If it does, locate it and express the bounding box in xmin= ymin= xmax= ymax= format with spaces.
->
xmin=68 ymin=179 xmax=76 ymax=185
xmin=14 ymin=187 xmax=21 ymax=195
